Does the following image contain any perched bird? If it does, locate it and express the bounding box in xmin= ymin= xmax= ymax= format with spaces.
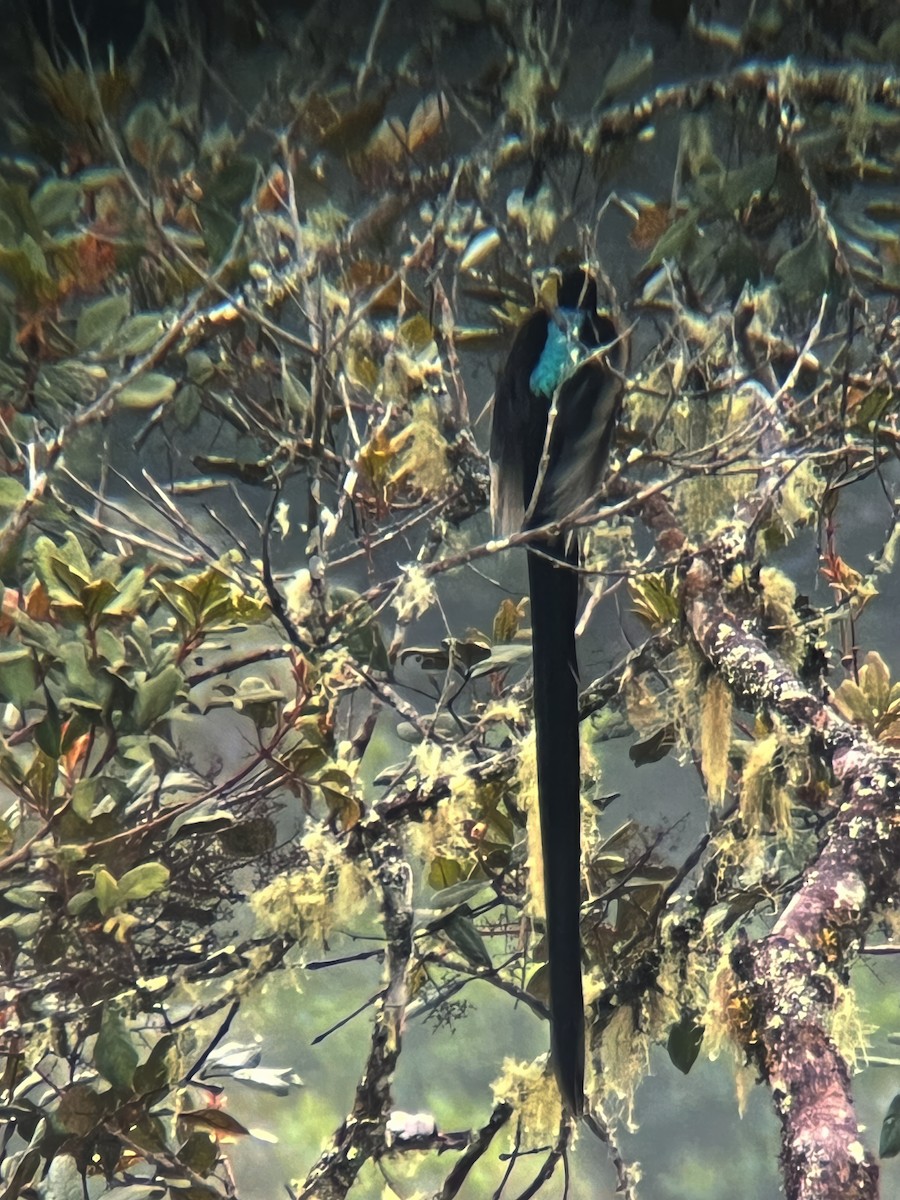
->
xmin=490 ymin=267 xmax=624 ymax=1116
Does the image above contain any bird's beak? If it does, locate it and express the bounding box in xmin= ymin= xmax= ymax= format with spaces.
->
xmin=537 ymin=271 xmax=561 ymax=310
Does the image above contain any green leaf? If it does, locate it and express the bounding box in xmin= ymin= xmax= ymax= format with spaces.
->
xmin=2 ymin=1147 xmax=40 ymax=1196
xmin=645 ymin=211 xmax=699 ymax=270
xmin=832 ymin=680 xmax=875 ymax=727
xmin=880 ymin=1093 xmax=900 ymax=1158
xmin=34 ymin=698 xmax=62 ymax=758
xmin=3 ymin=882 xmax=56 ymax=909
xmin=667 ymin=1014 xmax=704 ymax=1074
xmin=11 ymin=235 xmax=52 ymax=293
xmin=468 ymin=643 xmax=532 ymax=679
xmin=214 ymin=677 xmax=284 ymax=723
xmin=443 ymin=911 xmax=492 ymax=969
xmin=134 ymin=665 xmax=183 ymax=729
xmin=102 ymin=566 xmax=147 ymax=617
xmin=0 ymin=179 xmax=42 ymax=240
xmin=152 ymin=577 xmax=197 ymax=626
xmin=774 ymin=228 xmax=833 ymax=309
xmin=108 ymin=312 xmax=165 ymax=356
xmin=31 ymin=178 xmax=82 ymax=230
xmin=76 ymin=166 xmax=127 ymax=192
xmin=71 ymin=776 xmax=130 ymax=821
xmin=446 ymin=634 xmax=492 ymax=672
xmin=118 ymin=372 xmax=177 ymax=409
xmin=75 ymin=293 xmax=130 ymax=350
xmin=851 ymin=386 xmax=893 ymax=432
xmin=427 ymin=857 xmax=465 ymax=890
xmin=67 ymin=889 xmax=97 ymax=916
xmin=281 ymin=363 xmax=310 ymax=420
xmin=428 ymin=878 xmax=493 ymax=914
xmin=71 ymin=778 xmax=99 ymax=821
xmin=859 ymin=651 xmax=891 ymax=714
xmin=124 ymin=101 xmax=168 ymax=169
xmin=25 ymin=742 xmax=56 ymax=805
xmin=0 ymin=649 xmax=37 ymax=709
xmin=629 ymin=571 xmax=680 ymax=627
xmin=183 ymin=1106 xmax=250 ymax=1137
xmin=186 ymin=350 xmax=215 ymax=384
xmin=0 ymin=245 xmax=45 ymax=306
xmin=55 ymin=1083 xmax=106 ymax=1135
xmin=173 ymin=383 xmax=203 ymax=430
xmin=716 ymin=155 xmax=778 ymax=215
xmin=33 ymin=534 xmax=91 ymax=604
xmin=95 ymin=1006 xmax=138 ymax=1092
xmin=879 ymin=18 xmax=900 ymax=60
xmin=178 ymin=1132 xmax=218 ymax=1176
xmin=601 ymin=43 xmax=653 ymax=101
xmin=196 ymin=200 xmax=238 ymax=263
xmin=133 ymin=1034 xmax=180 ymax=1095
xmin=629 ymin=724 xmax=676 ymax=766
xmin=0 ymin=477 xmax=26 ymax=512
xmin=94 ymin=868 xmax=120 ymax=916
xmin=117 ymin=862 xmax=170 ymax=904
xmin=58 ymin=641 xmax=113 ymax=713
xmin=80 ymin=578 xmax=119 ymax=620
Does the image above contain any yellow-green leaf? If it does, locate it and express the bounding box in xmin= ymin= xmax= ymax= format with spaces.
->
xmin=95 ymin=1006 xmax=138 ymax=1091
xmin=134 ymin=665 xmax=183 ymax=730
xmin=118 ymin=372 xmax=177 ymax=409
xmin=76 ymin=293 xmax=130 ymax=350
xmin=117 ymin=862 xmax=170 ymax=903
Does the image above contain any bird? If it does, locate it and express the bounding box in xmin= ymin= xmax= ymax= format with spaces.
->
xmin=490 ymin=266 xmax=625 ymax=1116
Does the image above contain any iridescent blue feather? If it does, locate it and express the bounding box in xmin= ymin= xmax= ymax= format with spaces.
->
xmin=528 ymin=309 xmax=585 ymax=399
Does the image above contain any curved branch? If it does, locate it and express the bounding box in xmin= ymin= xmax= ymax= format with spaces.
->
xmin=685 ymin=551 xmax=894 ymax=1200
xmin=299 ymin=814 xmax=413 ymax=1200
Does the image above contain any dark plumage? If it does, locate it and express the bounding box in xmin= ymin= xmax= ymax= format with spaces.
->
xmin=490 ymin=267 xmax=624 ymax=1116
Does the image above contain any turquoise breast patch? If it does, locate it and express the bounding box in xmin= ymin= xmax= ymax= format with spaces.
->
xmin=529 ymin=309 xmax=586 ymax=399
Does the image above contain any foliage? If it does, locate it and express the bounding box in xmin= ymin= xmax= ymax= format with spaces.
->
xmin=3 ymin=2 xmax=900 ymax=1200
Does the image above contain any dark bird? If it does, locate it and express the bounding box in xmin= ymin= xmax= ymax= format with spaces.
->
xmin=490 ymin=267 xmax=625 ymax=1116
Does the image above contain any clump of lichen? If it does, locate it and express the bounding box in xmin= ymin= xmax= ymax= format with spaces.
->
xmin=739 ymin=732 xmax=791 ymax=837
xmin=491 ymin=1056 xmax=561 ymax=1149
xmin=758 ymin=566 xmax=803 ymax=662
xmin=252 ymin=828 xmax=369 ymax=947
xmin=392 ymin=563 xmax=436 ymax=623
xmin=700 ymin=955 xmax=760 ymax=1117
xmin=515 ymin=730 xmax=544 ymax=920
xmin=588 ymin=1003 xmax=650 ymax=1132
xmin=700 ymin=671 xmax=733 ymax=806
xmin=403 ymin=741 xmax=481 ymax=867
xmin=389 ymin=398 xmax=453 ymax=499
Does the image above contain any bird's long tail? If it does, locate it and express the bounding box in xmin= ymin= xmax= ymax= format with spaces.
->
xmin=527 ymin=537 xmax=584 ymax=1116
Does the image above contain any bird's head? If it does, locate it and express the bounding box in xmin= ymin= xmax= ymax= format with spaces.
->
xmin=490 ymin=263 xmax=625 ymax=535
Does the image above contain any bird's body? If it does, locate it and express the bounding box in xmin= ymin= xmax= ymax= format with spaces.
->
xmin=490 ymin=268 xmax=624 ymax=1115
